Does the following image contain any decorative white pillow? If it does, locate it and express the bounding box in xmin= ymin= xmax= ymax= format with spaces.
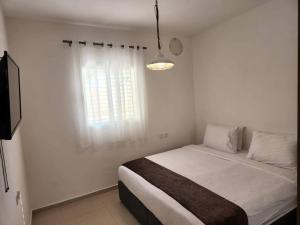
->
xmin=203 ymin=124 xmax=240 ymax=153
xmin=247 ymin=131 xmax=297 ymax=168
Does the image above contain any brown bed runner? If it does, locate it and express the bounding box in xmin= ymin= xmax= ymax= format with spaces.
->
xmin=123 ymin=158 xmax=248 ymax=225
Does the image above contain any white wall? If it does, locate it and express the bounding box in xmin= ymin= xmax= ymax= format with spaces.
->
xmin=192 ymin=0 xmax=298 ymax=147
xmin=0 ymin=5 xmax=31 ymax=225
xmin=6 ymin=19 xmax=195 ymax=209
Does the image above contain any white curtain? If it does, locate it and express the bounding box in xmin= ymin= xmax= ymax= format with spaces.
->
xmin=71 ymin=44 xmax=148 ymax=149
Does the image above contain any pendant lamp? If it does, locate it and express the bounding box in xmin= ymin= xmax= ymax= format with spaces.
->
xmin=146 ymin=0 xmax=174 ymax=70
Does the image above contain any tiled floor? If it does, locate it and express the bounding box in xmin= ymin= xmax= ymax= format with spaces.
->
xmin=32 ymin=189 xmax=139 ymax=225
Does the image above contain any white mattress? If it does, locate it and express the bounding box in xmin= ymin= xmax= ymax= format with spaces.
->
xmin=118 ymin=145 xmax=297 ymax=225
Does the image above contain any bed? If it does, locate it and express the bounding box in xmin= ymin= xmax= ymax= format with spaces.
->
xmin=118 ymin=145 xmax=297 ymax=225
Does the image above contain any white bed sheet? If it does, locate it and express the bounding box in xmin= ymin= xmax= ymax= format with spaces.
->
xmin=118 ymin=145 xmax=297 ymax=225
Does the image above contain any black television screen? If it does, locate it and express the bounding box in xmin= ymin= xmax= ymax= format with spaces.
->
xmin=0 ymin=51 xmax=22 ymax=140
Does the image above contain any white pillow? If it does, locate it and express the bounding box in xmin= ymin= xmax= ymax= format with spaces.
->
xmin=247 ymin=131 xmax=297 ymax=168
xmin=203 ymin=124 xmax=240 ymax=153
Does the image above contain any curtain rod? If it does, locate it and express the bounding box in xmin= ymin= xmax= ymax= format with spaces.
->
xmin=62 ymin=40 xmax=147 ymax=50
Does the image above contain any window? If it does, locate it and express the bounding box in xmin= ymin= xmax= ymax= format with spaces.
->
xmin=72 ymin=46 xmax=147 ymax=148
xmin=82 ymin=66 xmax=139 ymax=126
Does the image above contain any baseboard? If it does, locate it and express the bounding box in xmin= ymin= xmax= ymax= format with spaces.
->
xmin=32 ymin=184 xmax=118 ymax=215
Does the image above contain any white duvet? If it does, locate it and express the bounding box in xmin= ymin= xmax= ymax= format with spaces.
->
xmin=118 ymin=145 xmax=297 ymax=225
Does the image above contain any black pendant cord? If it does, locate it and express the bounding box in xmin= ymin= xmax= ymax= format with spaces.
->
xmin=155 ymin=0 xmax=161 ymax=51
xmin=0 ymin=140 xmax=9 ymax=192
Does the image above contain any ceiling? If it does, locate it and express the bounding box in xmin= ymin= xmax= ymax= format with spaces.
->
xmin=1 ymin=0 xmax=271 ymax=36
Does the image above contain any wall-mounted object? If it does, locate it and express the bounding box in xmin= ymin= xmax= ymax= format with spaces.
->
xmin=169 ymin=38 xmax=183 ymax=56
xmin=0 ymin=51 xmax=21 ymax=192
xmin=0 ymin=140 xmax=9 ymax=192
xmin=0 ymin=51 xmax=22 ymax=140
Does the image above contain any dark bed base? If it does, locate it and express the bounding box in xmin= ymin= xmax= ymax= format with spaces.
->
xmin=119 ymin=181 xmax=162 ymax=225
xmin=118 ymin=181 xmax=296 ymax=225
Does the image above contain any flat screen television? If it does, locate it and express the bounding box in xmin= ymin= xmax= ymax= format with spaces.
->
xmin=0 ymin=51 xmax=22 ymax=140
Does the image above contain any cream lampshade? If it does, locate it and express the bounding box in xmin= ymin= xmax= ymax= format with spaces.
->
xmin=147 ymin=0 xmax=174 ymax=71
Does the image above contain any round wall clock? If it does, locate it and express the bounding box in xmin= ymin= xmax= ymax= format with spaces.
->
xmin=169 ymin=38 xmax=183 ymax=56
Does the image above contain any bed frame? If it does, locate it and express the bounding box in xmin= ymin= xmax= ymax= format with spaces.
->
xmin=118 ymin=181 xmax=296 ymax=225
